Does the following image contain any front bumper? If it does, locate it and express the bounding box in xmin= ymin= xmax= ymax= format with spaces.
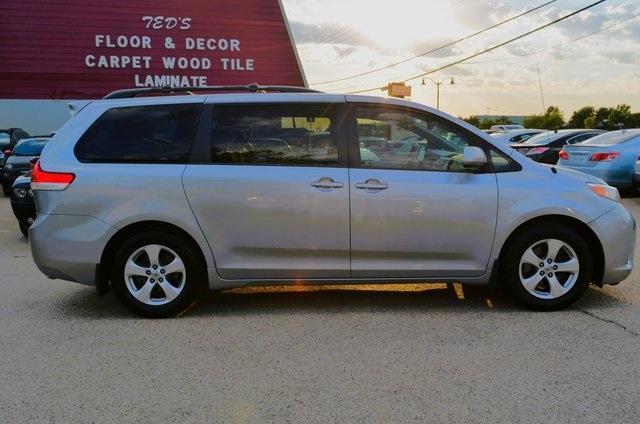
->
xmin=10 ymin=199 xmax=35 ymax=222
xmin=2 ymin=170 xmax=28 ymax=188
xmin=30 ymin=213 xmax=116 ymax=285
xmin=589 ymin=203 xmax=636 ymax=284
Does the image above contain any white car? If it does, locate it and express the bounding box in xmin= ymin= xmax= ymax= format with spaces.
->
xmin=490 ymin=129 xmax=546 ymax=144
xmin=490 ymin=124 xmax=524 ymax=131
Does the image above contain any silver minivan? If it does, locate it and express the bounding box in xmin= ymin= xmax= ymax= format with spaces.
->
xmin=30 ymin=86 xmax=635 ymax=317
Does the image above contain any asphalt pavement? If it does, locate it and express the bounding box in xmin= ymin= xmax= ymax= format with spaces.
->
xmin=1 ymin=195 xmax=639 ymax=423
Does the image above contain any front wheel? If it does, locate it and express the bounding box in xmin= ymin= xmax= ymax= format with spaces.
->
xmin=502 ymin=223 xmax=593 ymax=310
xmin=18 ymin=220 xmax=29 ymax=236
xmin=110 ymin=230 xmax=206 ymax=318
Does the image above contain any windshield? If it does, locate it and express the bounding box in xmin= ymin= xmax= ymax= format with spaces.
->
xmin=577 ymin=131 xmax=639 ymax=146
xmin=12 ymin=138 xmax=48 ymax=156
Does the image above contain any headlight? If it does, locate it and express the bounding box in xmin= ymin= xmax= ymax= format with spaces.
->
xmin=587 ymin=182 xmax=620 ymax=203
xmin=13 ymin=188 xmax=27 ymax=198
xmin=4 ymin=164 xmax=13 ymax=172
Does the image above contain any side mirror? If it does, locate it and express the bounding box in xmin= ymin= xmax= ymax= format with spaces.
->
xmin=462 ymin=146 xmax=488 ymax=170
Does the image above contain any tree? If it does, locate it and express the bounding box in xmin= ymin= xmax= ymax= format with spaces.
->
xmin=608 ymin=104 xmax=633 ymax=129
xmin=544 ymin=106 xmax=565 ymax=129
xmin=523 ymin=106 xmax=565 ymax=130
xmin=584 ymin=116 xmax=597 ymax=129
xmin=567 ymin=106 xmax=595 ymax=128
xmin=460 ymin=115 xmax=513 ymax=130
xmin=522 ymin=114 xmax=545 ymax=129
xmin=478 ymin=119 xmax=495 ymax=130
xmin=594 ymin=107 xmax=612 ymax=129
xmin=461 ymin=115 xmax=481 ymax=128
xmin=493 ymin=116 xmax=513 ymax=125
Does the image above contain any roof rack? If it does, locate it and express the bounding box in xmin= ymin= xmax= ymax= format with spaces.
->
xmin=103 ymin=84 xmax=322 ymax=99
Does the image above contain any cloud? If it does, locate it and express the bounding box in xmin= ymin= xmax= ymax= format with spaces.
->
xmin=334 ymin=46 xmax=357 ymax=58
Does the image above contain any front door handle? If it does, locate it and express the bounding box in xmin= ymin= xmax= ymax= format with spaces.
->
xmin=311 ymin=177 xmax=344 ymax=190
xmin=355 ymin=179 xmax=389 ymax=191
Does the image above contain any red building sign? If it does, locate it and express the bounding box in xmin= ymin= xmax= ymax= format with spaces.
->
xmin=0 ymin=0 xmax=306 ymax=99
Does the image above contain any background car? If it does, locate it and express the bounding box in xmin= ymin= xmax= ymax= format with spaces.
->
xmin=490 ymin=129 xmax=546 ymax=144
xmin=10 ymin=171 xmax=35 ymax=236
xmin=1 ymin=136 xmax=49 ymax=195
xmin=558 ymin=129 xmax=640 ymax=190
xmin=510 ymin=129 xmax=605 ymax=164
xmin=490 ymin=124 xmax=524 ymax=131
xmin=0 ymin=128 xmax=30 ymax=157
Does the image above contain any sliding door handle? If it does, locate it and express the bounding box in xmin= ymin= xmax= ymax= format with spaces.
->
xmin=355 ymin=179 xmax=388 ymax=191
xmin=311 ymin=177 xmax=344 ymax=190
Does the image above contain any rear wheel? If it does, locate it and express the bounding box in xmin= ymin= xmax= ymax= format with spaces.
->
xmin=110 ymin=230 xmax=205 ymax=318
xmin=502 ymin=223 xmax=593 ymax=310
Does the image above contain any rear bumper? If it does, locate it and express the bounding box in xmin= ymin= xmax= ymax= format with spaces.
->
xmin=30 ymin=213 xmax=115 ymax=285
xmin=560 ymin=165 xmax=632 ymax=188
xmin=589 ymin=203 xmax=636 ymax=284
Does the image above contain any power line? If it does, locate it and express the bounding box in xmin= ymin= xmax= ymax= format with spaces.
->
xmin=331 ymin=29 xmax=362 ymax=45
xmin=346 ymin=0 xmax=608 ymax=94
xmin=310 ymin=0 xmax=557 ymax=86
xmin=316 ymin=27 xmax=350 ymax=45
xmin=336 ymin=10 xmax=638 ymax=93
xmin=461 ymin=11 xmax=640 ymax=65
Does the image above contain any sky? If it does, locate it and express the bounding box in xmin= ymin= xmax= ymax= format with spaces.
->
xmin=281 ymin=0 xmax=640 ymax=118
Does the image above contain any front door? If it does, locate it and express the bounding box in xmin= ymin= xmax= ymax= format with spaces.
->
xmin=348 ymin=103 xmax=499 ymax=278
xmin=183 ymin=101 xmax=351 ymax=280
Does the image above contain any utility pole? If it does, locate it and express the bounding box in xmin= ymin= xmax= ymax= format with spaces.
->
xmin=536 ymin=62 xmax=546 ymax=113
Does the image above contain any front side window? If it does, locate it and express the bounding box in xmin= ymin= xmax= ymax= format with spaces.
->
xmin=75 ymin=104 xmax=202 ymax=163
xmin=212 ymin=104 xmax=339 ymax=166
xmin=355 ymin=106 xmax=473 ymax=172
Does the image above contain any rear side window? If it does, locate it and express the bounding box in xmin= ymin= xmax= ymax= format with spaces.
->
xmin=75 ymin=104 xmax=202 ymax=163
xmin=212 ymin=104 xmax=339 ymax=166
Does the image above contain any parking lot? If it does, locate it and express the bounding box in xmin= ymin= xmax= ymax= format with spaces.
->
xmin=0 ymin=195 xmax=639 ymax=422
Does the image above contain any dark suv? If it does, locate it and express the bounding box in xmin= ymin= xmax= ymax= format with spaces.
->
xmin=1 ymin=136 xmax=49 ymax=195
xmin=0 ymin=128 xmax=30 ymax=166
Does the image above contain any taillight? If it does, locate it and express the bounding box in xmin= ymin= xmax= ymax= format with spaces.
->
xmin=526 ymin=147 xmax=549 ymax=155
xmin=31 ymin=161 xmax=75 ymax=191
xmin=589 ymin=152 xmax=620 ymax=162
xmin=558 ymin=150 xmax=569 ymax=160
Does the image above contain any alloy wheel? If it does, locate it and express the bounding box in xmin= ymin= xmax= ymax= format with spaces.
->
xmin=518 ymin=238 xmax=580 ymax=300
xmin=124 ymin=244 xmax=186 ymax=305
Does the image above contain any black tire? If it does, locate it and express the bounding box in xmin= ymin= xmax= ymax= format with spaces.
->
xmin=18 ymin=220 xmax=29 ymax=236
xmin=2 ymin=184 xmax=10 ymax=196
xmin=110 ymin=230 xmax=206 ymax=318
xmin=501 ymin=222 xmax=593 ymax=311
